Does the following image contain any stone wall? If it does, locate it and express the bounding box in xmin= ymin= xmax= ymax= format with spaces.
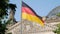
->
xmin=6 ymin=20 xmax=59 ymax=34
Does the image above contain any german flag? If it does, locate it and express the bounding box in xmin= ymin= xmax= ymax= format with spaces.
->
xmin=22 ymin=1 xmax=44 ymax=26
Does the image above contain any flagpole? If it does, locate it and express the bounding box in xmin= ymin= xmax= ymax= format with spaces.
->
xmin=21 ymin=0 xmax=22 ymax=34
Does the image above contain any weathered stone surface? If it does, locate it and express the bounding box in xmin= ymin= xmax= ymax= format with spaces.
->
xmin=6 ymin=20 xmax=59 ymax=34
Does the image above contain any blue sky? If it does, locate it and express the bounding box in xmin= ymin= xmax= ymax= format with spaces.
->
xmin=10 ymin=0 xmax=60 ymax=21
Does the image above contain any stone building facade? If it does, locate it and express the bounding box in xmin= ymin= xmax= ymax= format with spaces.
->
xmin=6 ymin=19 xmax=59 ymax=34
xmin=6 ymin=6 xmax=60 ymax=34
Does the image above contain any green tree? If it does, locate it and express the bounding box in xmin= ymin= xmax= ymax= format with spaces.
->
xmin=0 ymin=0 xmax=9 ymax=18
xmin=0 ymin=0 xmax=9 ymax=34
xmin=54 ymin=24 xmax=60 ymax=34
xmin=0 ymin=0 xmax=17 ymax=34
xmin=56 ymin=12 xmax=60 ymax=17
xmin=53 ymin=13 xmax=60 ymax=34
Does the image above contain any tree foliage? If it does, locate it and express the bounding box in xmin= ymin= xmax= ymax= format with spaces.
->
xmin=0 ymin=0 xmax=16 ymax=34
xmin=53 ymin=24 xmax=60 ymax=34
xmin=0 ymin=0 xmax=9 ymax=34
xmin=56 ymin=12 xmax=60 ymax=17
xmin=53 ymin=12 xmax=60 ymax=34
xmin=0 ymin=0 xmax=8 ymax=18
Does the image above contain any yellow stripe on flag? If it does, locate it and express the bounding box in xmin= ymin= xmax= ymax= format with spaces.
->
xmin=22 ymin=13 xmax=44 ymax=26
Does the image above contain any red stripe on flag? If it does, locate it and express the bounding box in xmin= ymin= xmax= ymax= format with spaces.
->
xmin=22 ymin=7 xmax=35 ymax=16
